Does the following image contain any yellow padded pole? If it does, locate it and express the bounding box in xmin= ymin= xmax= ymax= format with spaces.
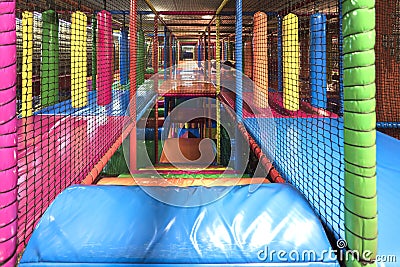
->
xmin=283 ymin=13 xmax=300 ymax=111
xmin=71 ymin=11 xmax=88 ymax=108
xmin=22 ymin=11 xmax=33 ymax=117
xmin=216 ymin=15 xmax=221 ymax=164
xmin=253 ymin=11 xmax=268 ymax=108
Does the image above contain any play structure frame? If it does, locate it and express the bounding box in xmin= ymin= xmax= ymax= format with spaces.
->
xmin=0 ymin=0 xmax=377 ymax=266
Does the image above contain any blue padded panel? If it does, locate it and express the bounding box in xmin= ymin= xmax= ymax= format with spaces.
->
xmin=244 ymin=118 xmax=343 ymax=240
xmin=34 ymin=88 xmax=155 ymax=120
xmin=376 ymin=132 xmax=400 ymax=266
xmin=20 ymin=184 xmax=338 ymax=266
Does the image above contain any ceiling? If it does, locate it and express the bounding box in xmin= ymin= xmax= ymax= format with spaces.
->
xmin=17 ymin=0 xmax=339 ymax=42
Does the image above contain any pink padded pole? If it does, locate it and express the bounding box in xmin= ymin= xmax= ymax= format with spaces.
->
xmin=0 ymin=0 xmax=18 ymax=266
xmin=97 ymin=10 xmax=113 ymax=105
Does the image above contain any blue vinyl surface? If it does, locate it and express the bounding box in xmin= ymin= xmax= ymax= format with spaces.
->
xmin=20 ymin=184 xmax=338 ymax=266
xmin=34 ymin=88 xmax=156 ymax=120
xmin=36 ymin=90 xmax=130 ymax=116
xmin=244 ymin=118 xmax=344 ymax=239
xmin=376 ymin=132 xmax=400 ymax=266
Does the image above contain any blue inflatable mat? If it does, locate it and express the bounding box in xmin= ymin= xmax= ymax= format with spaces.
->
xmin=20 ymin=184 xmax=338 ymax=266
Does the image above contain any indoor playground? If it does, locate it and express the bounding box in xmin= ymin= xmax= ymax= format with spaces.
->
xmin=1 ymin=0 xmax=400 ymax=266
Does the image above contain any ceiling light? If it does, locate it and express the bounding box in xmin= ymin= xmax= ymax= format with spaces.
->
xmin=201 ymin=15 xmax=213 ymax=20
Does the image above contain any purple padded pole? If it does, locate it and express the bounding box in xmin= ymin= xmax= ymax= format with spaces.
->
xmin=0 ymin=0 xmax=18 ymax=266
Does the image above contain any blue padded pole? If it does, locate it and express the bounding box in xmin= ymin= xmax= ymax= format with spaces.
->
xmin=235 ymin=0 xmax=243 ymax=171
xmin=277 ymin=15 xmax=283 ymax=92
xmin=197 ymin=40 xmax=202 ymax=67
xmin=164 ymin=28 xmax=167 ymax=80
xmin=235 ymin=0 xmax=243 ymax=122
xmin=171 ymin=37 xmax=174 ymax=74
xmin=119 ymin=29 xmax=129 ymax=85
xmin=224 ymin=41 xmax=228 ymax=61
xmin=310 ymin=13 xmax=327 ymax=109
xmin=172 ymin=37 xmax=175 ymax=66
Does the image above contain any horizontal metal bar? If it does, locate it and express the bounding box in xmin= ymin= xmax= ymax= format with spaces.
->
xmin=100 ymin=10 xmax=279 ymax=17
xmin=377 ymin=122 xmax=400 ymax=129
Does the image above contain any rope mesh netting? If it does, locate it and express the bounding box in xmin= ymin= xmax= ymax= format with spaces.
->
xmin=0 ymin=0 xmax=381 ymax=265
xmin=376 ymin=1 xmax=400 ymax=139
xmin=219 ymin=0 xmax=345 ymax=242
xmin=11 ymin=0 xmax=152 ymax=259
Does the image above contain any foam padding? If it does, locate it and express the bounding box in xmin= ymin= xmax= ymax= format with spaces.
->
xmin=20 ymin=184 xmax=338 ymax=266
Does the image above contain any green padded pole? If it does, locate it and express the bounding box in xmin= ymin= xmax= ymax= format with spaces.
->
xmin=342 ymin=0 xmax=377 ymax=266
xmin=137 ymin=29 xmax=145 ymax=86
xmin=92 ymin=16 xmax=97 ymax=91
xmin=41 ymin=10 xmax=59 ymax=107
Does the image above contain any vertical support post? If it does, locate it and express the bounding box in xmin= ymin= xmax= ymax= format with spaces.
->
xmin=343 ymin=0 xmax=377 ymax=266
xmin=310 ymin=13 xmax=327 ymax=109
xmin=137 ymin=29 xmax=145 ymax=86
xmin=92 ymin=16 xmax=97 ymax=91
xmin=197 ymin=40 xmax=201 ymax=68
xmin=22 ymin=11 xmax=33 ymax=117
xmin=0 ymin=0 xmax=18 ymax=266
xmin=129 ymin=0 xmax=137 ymax=170
xmin=153 ymin=17 xmax=159 ymax=164
xmin=216 ymin=15 xmax=221 ymax=164
xmin=169 ymin=33 xmax=173 ymax=68
xmin=97 ymin=10 xmax=113 ymax=106
xmin=208 ymin=25 xmax=211 ymax=80
xmin=282 ymin=13 xmax=299 ymax=111
xmin=119 ymin=28 xmax=129 ymax=85
xmin=177 ymin=40 xmax=180 ymax=64
xmin=253 ymin=12 xmax=268 ymax=108
xmin=152 ymin=17 xmax=158 ymax=74
xmin=163 ymin=27 xmax=167 ymax=80
xmin=235 ymin=0 xmax=243 ymax=122
xmin=41 ymin=10 xmax=59 ymax=107
xmin=235 ymin=0 xmax=243 ymax=170
xmin=221 ymin=39 xmax=225 ymax=62
xmin=339 ymin=1 xmax=344 ymax=116
xmin=227 ymin=36 xmax=230 ymax=61
xmin=277 ymin=15 xmax=283 ymax=92
xmin=171 ymin=35 xmax=174 ymax=67
xmin=71 ymin=11 xmax=88 ymax=108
